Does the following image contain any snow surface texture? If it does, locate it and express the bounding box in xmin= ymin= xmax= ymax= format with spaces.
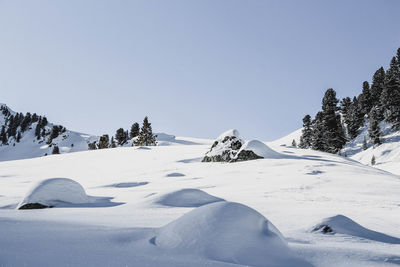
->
xmin=154 ymin=201 xmax=312 ymax=267
xmin=312 ymin=214 xmax=400 ymax=244
xmin=155 ymin=188 xmax=224 ymax=207
xmin=234 ymin=139 xmax=282 ymax=160
xmin=17 ymin=178 xmax=91 ymax=209
xmin=1 ymin=144 xmax=399 ymax=266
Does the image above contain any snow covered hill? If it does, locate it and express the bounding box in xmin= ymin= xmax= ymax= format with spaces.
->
xmin=0 ymin=104 xmax=210 ymax=162
xmin=276 ymin=123 xmax=400 ymax=175
xmin=0 ymin=142 xmax=399 ymax=266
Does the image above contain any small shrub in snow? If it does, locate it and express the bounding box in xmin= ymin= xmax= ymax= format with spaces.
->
xmin=371 ymin=155 xmax=376 ymax=166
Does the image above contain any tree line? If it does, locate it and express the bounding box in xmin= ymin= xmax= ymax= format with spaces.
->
xmin=88 ymin=116 xmax=157 ymax=150
xmin=299 ymin=48 xmax=400 ymax=154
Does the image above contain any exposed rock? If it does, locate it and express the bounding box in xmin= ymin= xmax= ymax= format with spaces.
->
xmin=202 ymin=129 xmax=244 ymax=162
xmin=18 ymin=203 xmax=53 ymax=210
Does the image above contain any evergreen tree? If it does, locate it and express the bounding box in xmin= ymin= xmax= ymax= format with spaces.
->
xmin=358 ymin=81 xmax=373 ymax=115
xmin=370 ymin=67 xmax=385 ymax=108
xmin=0 ymin=126 xmax=7 ymax=145
xmin=368 ymin=106 xmax=382 ymax=146
xmin=299 ymin=114 xmax=312 ymax=148
xmin=88 ymin=142 xmax=97 ymax=150
xmin=134 ymin=116 xmax=157 ymax=146
xmin=321 ymin=88 xmax=346 ymax=153
xmin=371 ymin=155 xmax=376 ymax=166
xmin=291 ymin=139 xmax=297 ymax=147
xmin=381 ymin=57 xmax=400 ymax=128
xmin=52 ymin=145 xmax=60 ymax=154
xmin=20 ymin=112 xmax=32 ymax=132
xmin=363 ymin=136 xmax=368 ymax=150
xmin=311 ymin=112 xmax=326 ymax=151
xmin=347 ymin=97 xmax=364 ymax=139
xmin=47 ymin=125 xmax=61 ymax=144
xmin=110 ymin=136 xmax=116 ymax=148
xmin=31 ymin=113 xmax=39 ymax=123
xmin=130 ymin=122 xmax=140 ymax=139
xmin=16 ymin=132 xmax=21 ymax=143
xmin=97 ymin=135 xmax=110 ymax=149
xmin=115 ymin=128 xmax=127 ymax=145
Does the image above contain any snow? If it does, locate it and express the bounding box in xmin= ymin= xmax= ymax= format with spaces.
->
xmin=0 ymin=137 xmax=400 ymax=266
xmin=312 ymin=214 xmax=400 ymax=244
xmin=235 ymin=139 xmax=283 ymax=159
xmin=217 ymin=129 xmax=240 ymax=140
xmin=155 ymin=188 xmax=224 ymax=207
xmin=17 ymin=178 xmax=91 ymax=208
xmin=155 ymin=201 xmax=312 ymax=267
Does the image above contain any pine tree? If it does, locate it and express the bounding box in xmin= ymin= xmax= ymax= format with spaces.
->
xmin=311 ymin=112 xmax=326 ymax=151
xmin=347 ymin=97 xmax=364 ymax=139
xmin=370 ymin=67 xmax=385 ymax=108
xmin=115 ymin=128 xmax=127 ymax=145
xmin=358 ymin=81 xmax=373 ymax=115
xmin=47 ymin=125 xmax=61 ymax=144
xmin=97 ymin=135 xmax=110 ymax=149
xmin=16 ymin=132 xmax=21 ymax=143
xmin=134 ymin=116 xmax=157 ymax=146
xmin=88 ymin=142 xmax=97 ymax=150
xmin=371 ymin=155 xmax=376 ymax=166
xmin=363 ymin=136 xmax=368 ymax=150
xmin=381 ymin=57 xmax=400 ymax=128
xmin=0 ymin=126 xmax=7 ymax=145
xmin=20 ymin=112 xmax=32 ymax=132
xmin=291 ymin=139 xmax=297 ymax=147
xmin=368 ymin=106 xmax=382 ymax=146
xmin=321 ymin=88 xmax=346 ymax=153
xmin=110 ymin=136 xmax=116 ymax=148
xmin=299 ymin=114 xmax=312 ymax=148
xmin=52 ymin=145 xmax=60 ymax=154
xmin=130 ymin=122 xmax=140 ymax=139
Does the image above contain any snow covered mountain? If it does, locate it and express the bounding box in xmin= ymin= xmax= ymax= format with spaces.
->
xmin=0 ymin=103 xmax=98 ymax=161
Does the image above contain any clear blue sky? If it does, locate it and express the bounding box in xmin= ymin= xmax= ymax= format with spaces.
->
xmin=1 ymin=0 xmax=399 ymax=140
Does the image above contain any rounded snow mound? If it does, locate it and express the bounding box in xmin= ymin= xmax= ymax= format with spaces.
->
xmin=154 ymin=201 xmax=312 ymax=267
xmin=217 ymin=129 xmax=240 ymax=140
xmin=234 ymin=140 xmax=282 ymax=160
xmin=156 ymin=188 xmax=224 ymax=207
xmin=312 ymin=214 xmax=400 ymax=244
xmin=17 ymin=178 xmax=91 ymax=209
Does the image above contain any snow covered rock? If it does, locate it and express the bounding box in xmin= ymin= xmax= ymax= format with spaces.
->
xmin=155 ymin=188 xmax=224 ymax=207
xmin=233 ymin=140 xmax=282 ymax=161
xmin=312 ymin=214 xmax=400 ymax=244
xmin=154 ymin=201 xmax=312 ymax=267
xmin=17 ymin=178 xmax=91 ymax=209
xmin=202 ymin=129 xmax=244 ymax=162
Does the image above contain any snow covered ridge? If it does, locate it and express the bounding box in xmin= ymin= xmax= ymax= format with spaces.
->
xmin=203 ymin=129 xmax=282 ymax=162
xmin=0 ymin=103 xmax=210 ymax=162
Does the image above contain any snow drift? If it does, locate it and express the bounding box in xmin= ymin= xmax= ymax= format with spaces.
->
xmin=155 ymin=188 xmax=224 ymax=207
xmin=17 ymin=178 xmax=91 ymax=209
xmin=312 ymin=214 xmax=400 ymax=244
xmin=234 ymin=140 xmax=282 ymax=161
xmin=154 ymin=201 xmax=312 ymax=267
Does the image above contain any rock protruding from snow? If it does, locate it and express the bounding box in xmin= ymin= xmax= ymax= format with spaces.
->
xmin=202 ymin=129 xmax=244 ymax=162
xmin=233 ymin=140 xmax=282 ymax=161
xmin=156 ymin=188 xmax=224 ymax=207
xmin=154 ymin=201 xmax=312 ymax=267
xmin=312 ymin=214 xmax=400 ymax=244
xmin=17 ymin=178 xmax=91 ymax=209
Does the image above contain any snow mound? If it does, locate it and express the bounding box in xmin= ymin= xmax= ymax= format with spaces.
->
xmin=234 ymin=140 xmax=282 ymax=161
xmin=154 ymin=201 xmax=312 ymax=267
xmin=17 ymin=178 xmax=91 ymax=209
xmin=312 ymin=214 xmax=400 ymax=244
xmin=203 ymin=129 xmax=244 ymax=162
xmin=156 ymin=188 xmax=224 ymax=207
xmin=166 ymin=172 xmax=185 ymax=177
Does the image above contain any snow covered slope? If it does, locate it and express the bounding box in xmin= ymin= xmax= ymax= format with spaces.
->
xmin=0 ymin=143 xmax=399 ymax=266
xmin=0 ymin=103 xmax=98 ymax=161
